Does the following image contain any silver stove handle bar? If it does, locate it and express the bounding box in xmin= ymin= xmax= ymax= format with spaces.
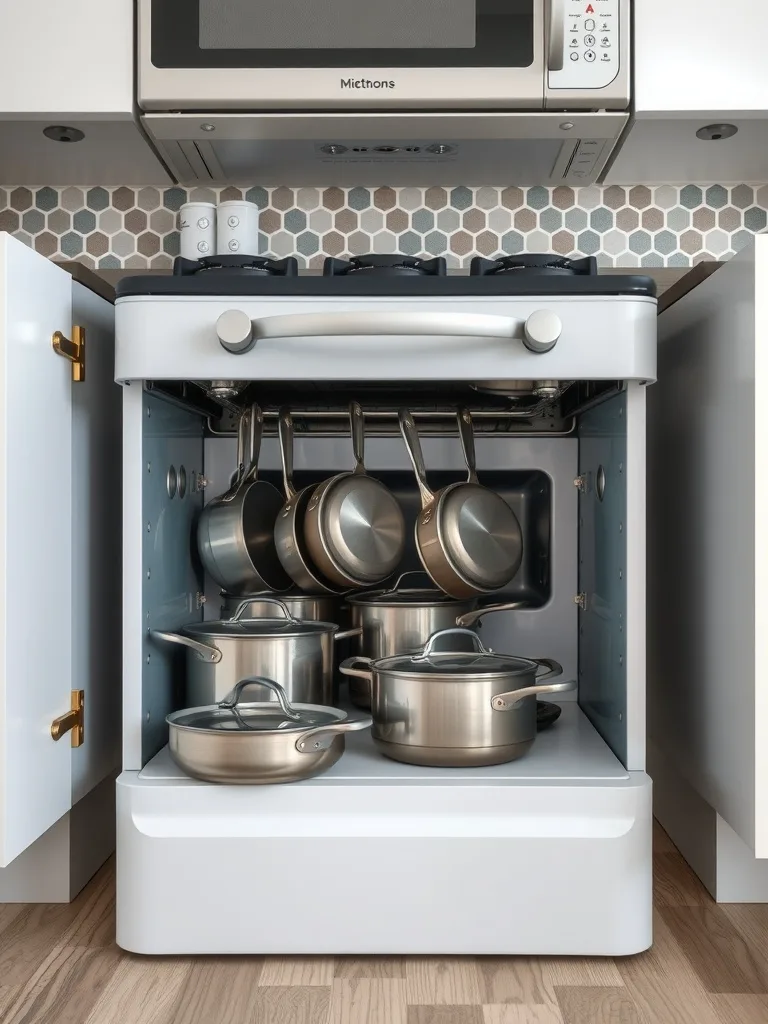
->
xmin=216 ymin=309 xmax=562 ymax=356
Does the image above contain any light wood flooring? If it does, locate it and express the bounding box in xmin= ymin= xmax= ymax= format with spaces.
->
xmin=1 ymin=821 xmax=768 ymax=1023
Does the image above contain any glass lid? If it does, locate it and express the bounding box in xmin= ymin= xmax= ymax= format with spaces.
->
xmin=376 ymin=628 xmax=539 ymax=677
xmin=350 ymin=571 xmax=466 ymax=607
xmin=170 ymin=704 xmax=340 ymax=733
xmin=167 ymin=677 xmax=343 ymax=732
xmin=185 ymin=618 xmax=334 ymax=638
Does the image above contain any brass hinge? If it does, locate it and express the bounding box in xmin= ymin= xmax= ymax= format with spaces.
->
xmin=50 ymin=690 xmax=85 ymax=747
xmin=52 ymin=325 xmax=86 ymax=382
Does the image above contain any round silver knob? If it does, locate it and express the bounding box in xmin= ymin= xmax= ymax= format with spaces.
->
xmin=523 ymin=310 xmax=562 ymax=353
xmin=217 ymin=309 xmax=254 ymax=354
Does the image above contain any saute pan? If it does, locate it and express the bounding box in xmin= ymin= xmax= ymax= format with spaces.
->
xmin=304 ymin=401 xmax=406 ymax=589
xmin=398 ymin=408 xmax=523 ymax=599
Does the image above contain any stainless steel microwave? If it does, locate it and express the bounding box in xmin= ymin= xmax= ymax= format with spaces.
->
xmin=138 ymin=0 xmax=631 ymax=186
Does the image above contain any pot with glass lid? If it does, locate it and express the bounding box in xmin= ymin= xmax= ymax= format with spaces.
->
xmin=344 ymin=572 xmax=528 ymax=708
xmin=166 ymin=677 xmax=372 ymax=784
xmin=340 ymin=628 xmax=575 ymax=767
xmin=151 ymin=596 xmax=361 ymax=707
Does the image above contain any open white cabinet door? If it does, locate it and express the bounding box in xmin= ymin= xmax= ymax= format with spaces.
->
xmin=0 ymin=234 xmax=74 ymax=866
xmin=650 ymin=238 xmax=768 ymax=860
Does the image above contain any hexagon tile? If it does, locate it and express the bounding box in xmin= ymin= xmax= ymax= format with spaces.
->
xmin=0 ymin=183 xmax=766 ymax=270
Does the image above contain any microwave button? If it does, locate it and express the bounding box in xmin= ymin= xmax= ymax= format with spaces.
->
xmin=584 ymin=34 xmax=595 ymax=46
xmin=601 ymin=36 xmax=611 ymax=47
xmin=584 ymin=18 xmax=595 ymax=30
xmin=584 ymin=50 xmax=596 ymax=62
xmin=570 ymin=51 xmax=579 ymax=61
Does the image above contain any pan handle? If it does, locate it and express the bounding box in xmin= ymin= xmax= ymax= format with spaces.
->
xmin=150 ymin=630 xmax=222 ymax=663
xmin=350 ymin=401 xmax=366 ymax=476
xmin=457 ymin=407 xmax=480 ymax=485
xmin=296 ymin=714 xmax=373 ymax=752
xmin=455 ymin=601 xmax=528 ymax=628
xmin=533 ymin=657 xmax=564 ymax=682
xmin=398 ymin=409 xmax=435 ymax=509
xmin=216 ymin=310 xmax=561 ymax=354
xmin=491 ymin=678 xmax=575 ymax=711
xmin=242 ymin=401 xmax=264 ymax=483
xmin=229 ymin=596 xmax=299 ymax=624
xmin=278 ymin=407 xmax=298 ymax=502
xmin=339 ymin=655 xmax=374 ymax=681
xmin=334 ymin=626 xmax=364 ymax=642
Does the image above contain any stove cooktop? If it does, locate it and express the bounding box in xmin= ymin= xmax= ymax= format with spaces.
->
xmin=115 ymin=252 xmax=656 ymax=299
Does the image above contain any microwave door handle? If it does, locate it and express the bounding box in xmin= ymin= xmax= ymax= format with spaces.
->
xmin=216 ymin=309 xmax=562 ymax=355
xmin=547 ymin=0 xmax=566 ymax=72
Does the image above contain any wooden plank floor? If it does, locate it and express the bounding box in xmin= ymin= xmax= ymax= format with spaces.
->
xmin=1 ymin=821 xmax=767 ymax=1024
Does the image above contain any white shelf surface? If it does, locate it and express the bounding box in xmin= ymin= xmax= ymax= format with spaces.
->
xmin=139 ymin=703 xmax=629 ymax=788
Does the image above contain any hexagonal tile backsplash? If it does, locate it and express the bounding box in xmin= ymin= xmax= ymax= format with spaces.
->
xmin=0 ymin=183 xmax=766 ymax=270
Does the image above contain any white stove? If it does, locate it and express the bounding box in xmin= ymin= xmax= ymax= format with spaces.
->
xmin=114 ymin=253 xmax=656 ymax=955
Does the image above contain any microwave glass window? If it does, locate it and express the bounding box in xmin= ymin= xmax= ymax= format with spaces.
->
xmin=200 ymin=0 xmax=476 ymax=50
xmin=152 ymin=0 xmax=534 ymax=69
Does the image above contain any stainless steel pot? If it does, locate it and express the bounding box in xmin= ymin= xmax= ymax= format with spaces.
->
xmin=152 ymin=597 xmax=360 ymax=707
xmin=166 ymin=677 xmax=372 ymax=784
xmin=340 ymin=627 xmax=575 ymax=767
xmin=344 ymin=572 xmax=526 ymax=708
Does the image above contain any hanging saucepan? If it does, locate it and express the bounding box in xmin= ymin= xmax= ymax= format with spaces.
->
xmin=166 ymin=677 xmax=372 ymax=784
xmin=152 ymin=596 xmax=361 ymax=707
xmin=344 ymin=571 xmax=527 ymax=708
xmin=340 ymin=628 xmax=575 ymax=767
xmin=398 ymin=408 xmax=523 ymax=599
xmin=197 ymin=402 xmax=290 ymax=594
xmin=304 ymin=401 xmax=406 ymax=589
xmin=274 ymin=407 xmax=343 ymax=594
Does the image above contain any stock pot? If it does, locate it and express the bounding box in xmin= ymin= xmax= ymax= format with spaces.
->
xmin=340 ymin=628 xmax=575 ymax=767
xmin=152 ymin=597 xmax=360 ymax=706
xmin=220 ymin=590 xmax=348 ymax=628
xmin=344 ymin=572 xmax=525 ymax=708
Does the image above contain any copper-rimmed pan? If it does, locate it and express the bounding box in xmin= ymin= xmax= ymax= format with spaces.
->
xmin=197 ymin=402 xmax=290 ymax=594
xmin=274 ymin=408 xmax=342 ymax=594
xmin=398 ymin=407 xmax=523 ymax=599
xmin=304 ymin=402 xmax=406 ymax=589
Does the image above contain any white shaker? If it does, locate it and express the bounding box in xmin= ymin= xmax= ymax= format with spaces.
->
xmin=179 ymin=202 xmax=216 ymax=259
xmin=216 ymin=200 xmax=260 ymax=256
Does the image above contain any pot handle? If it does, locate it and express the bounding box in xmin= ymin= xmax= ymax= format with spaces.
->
xmin=491 ymin=678 xmax=576 ymax=712
xmin=150 ymin=630 xmax=222 ymax=664
xmin=219 ymin=676 xmax=301 ymax=720
xmin=229 ymin=596 xmax=299 ymax=624
xmin=455 ymin=601 xmax=528 ymax=628
xmin=533 ymin=657 xmax=563 ymax=681
xmin=334 ymin=626 xmax=364 ymax=642
xmin=413 ymin=627 xmax=490 ymax=661
xmin=296 ymin=714 xmax=373 ymax=753
xmin=398 ymin=409 xmax=435 ymax=509
xmin=339 ymin=655 xmax=374 ymax=681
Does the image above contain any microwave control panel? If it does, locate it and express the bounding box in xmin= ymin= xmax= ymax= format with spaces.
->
xmin=549 ymin=0 xmax=622 ymax=91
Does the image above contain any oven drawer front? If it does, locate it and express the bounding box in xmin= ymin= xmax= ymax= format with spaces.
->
xmin=115 ymin=294 xmax=657 ymax=385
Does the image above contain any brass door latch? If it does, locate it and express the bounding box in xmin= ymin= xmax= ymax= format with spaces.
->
xmin=51 ymin=690 xmax=84 ymax=747
xmin=52 ymin=325 xmax=85 ymax=382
